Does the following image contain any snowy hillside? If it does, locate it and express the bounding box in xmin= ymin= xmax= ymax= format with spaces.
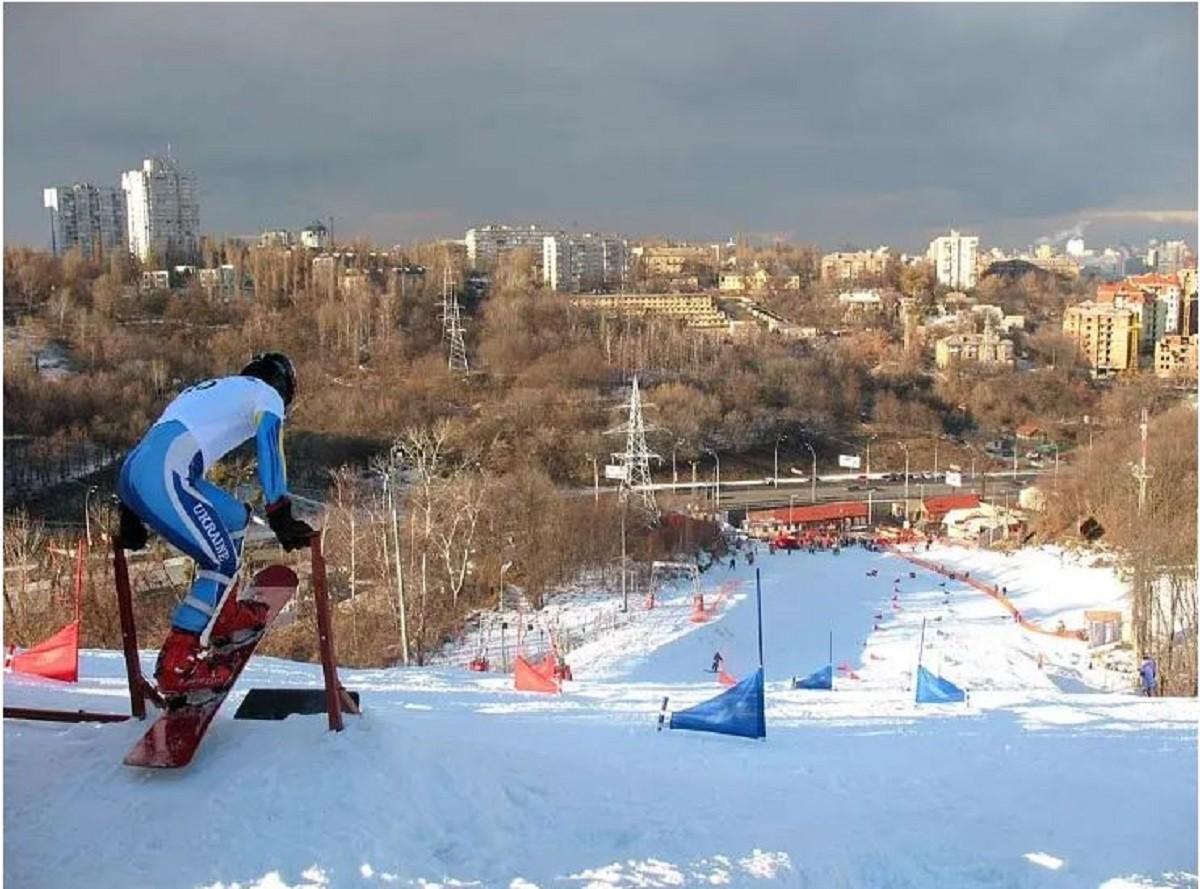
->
xmin=5 ymin=544 xmax=1197 ymax=888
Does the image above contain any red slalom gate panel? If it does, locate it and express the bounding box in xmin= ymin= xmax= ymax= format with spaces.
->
xmin=535 ymin=653 xmax=558 ymax=680
xmin=8 ymin=621 xmax=79 ymax=683
xmin=514 ymin=656 xmax=560 ymax=693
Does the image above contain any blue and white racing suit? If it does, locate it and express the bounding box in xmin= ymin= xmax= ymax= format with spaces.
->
xmin=117 ymin=376 xmax=289 ymax=637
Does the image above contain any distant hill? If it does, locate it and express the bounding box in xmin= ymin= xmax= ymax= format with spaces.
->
xmin=981 ymin=259 xmax=1065 ymax=282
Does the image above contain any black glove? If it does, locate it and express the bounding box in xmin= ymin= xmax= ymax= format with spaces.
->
xmin=266 ymin=497 xmax=315 ymax=552
xmin=117 ymin=501 xmax=149 ymax=551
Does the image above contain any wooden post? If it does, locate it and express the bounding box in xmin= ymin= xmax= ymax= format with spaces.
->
xmin=311 ymin=534 xmax=349 ymax=731
xmin=112 ymin=542 xmax=147 ymax=720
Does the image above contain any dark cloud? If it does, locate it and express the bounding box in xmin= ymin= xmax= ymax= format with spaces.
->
xmin=5 ymin=3 xmax=1196 ymax=250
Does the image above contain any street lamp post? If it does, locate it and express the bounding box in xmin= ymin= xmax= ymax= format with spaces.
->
xmin=84 ymin=485 xmax=98 ymax=547
xmin=774 ymin=434 xmax=787 ymax=489
xmin=703 ymin=447 xmax=721 ymax=512
xmin=585 ymin=453 xmax=599 ymax=504
xmin=498 ymin=561 xmax=513 ymax=611
xmin=899 ymin=443 xmax=910 ymax=523
xmin=802 ymin=440 xmax=817 ymax=503
xmin=620 ymin=500 xmax=628 ymax=611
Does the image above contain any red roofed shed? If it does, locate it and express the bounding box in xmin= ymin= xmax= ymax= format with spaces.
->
xmin=922 ymin=493 xmax=980 ymax=524
xmin=747 ymin=500 xmax=868 ymax=532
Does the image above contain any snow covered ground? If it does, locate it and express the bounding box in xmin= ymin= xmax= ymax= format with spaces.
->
xmin=5 ymin=544 xmax=1197 ymax=888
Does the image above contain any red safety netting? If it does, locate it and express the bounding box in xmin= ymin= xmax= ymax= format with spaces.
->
xmin=717 ymin=669 xmax=738 ymax=687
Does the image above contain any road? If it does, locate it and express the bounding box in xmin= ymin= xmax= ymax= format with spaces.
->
xmin=576 ymin=470 xmax=1043 ymax=512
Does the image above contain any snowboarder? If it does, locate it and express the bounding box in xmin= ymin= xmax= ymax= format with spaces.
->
xmin=710 ymin=651 xmax=724 ymax=673
xmin=1139 ymin=655 xmax=1157 ymax=696
xmin=729 ymin=556 xmax=737 ymax=570
xmin=115 ymin=353 xmax=315 ymax=696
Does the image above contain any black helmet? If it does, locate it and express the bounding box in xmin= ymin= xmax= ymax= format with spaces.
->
xmin=241 ymin=351 xmax=296 ymax=407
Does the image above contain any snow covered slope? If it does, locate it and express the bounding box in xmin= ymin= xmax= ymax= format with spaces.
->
xmin=5 ymin=544 xmax=1196 ymax=888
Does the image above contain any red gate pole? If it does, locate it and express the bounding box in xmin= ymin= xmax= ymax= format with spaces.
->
xmin=311 ymin=533 xmax=347 ymax=732
xmin=112 ymin=541 xmax=147 ymax=720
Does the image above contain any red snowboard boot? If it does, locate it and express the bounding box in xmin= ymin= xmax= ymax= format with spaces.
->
xmin=210 ymin=597 xmax=270 ymax=647
xmin=155 ymin=628 xmax=234 ymax=696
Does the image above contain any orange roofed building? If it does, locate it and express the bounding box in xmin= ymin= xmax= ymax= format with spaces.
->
xmin=746 ymin=500 xmax=868 ymax=534
xmin=922 ymin=493 xmax=981 ymax=525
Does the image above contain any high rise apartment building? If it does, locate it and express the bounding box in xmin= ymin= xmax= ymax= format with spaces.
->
xmin=42 ymin=184 xmax=126 ymax=257
xmin=121 ymin=156 xmax=200 ymax=263
xmin=543 ymin=233 xmax=630 ymax=292
xmin=1155 ymin=240 xmax=1192 ymax=276
xmin=1062 ymin=301 xmax=1140 ymax=376
xmin=927 ymin=230 xmax=980 ymax=290
xmin=466 ymin=224 xmax=559 ymax=268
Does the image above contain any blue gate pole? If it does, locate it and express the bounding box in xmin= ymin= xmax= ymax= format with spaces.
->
xmin=756 ymin=568 xmax=764 ymax=669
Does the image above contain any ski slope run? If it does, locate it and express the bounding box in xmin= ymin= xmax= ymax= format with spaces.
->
xmin=5 ymin=543 xmax=1197 ymax=888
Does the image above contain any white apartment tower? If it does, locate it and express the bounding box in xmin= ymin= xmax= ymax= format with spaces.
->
xmin=121 ymin=156 xmax=200 ymax=263
xmin=927 ymin=229 xmax=980 ymax=290
xmin=43 ymin=184 xmax=127 ymax=258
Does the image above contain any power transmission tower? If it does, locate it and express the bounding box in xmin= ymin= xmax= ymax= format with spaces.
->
xmin=1129 ymin=407 xmax=1156 ymax=662
xmin=606 ymin=375 xmax=659 ymax=523
xmin=441 ymin=266 xmax=469 ymax=374
xmin=1130 ymin=407 xmax=1154 ymax=515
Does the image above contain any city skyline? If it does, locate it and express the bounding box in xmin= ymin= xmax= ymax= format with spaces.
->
xmin=4 ymin=4 xmax=1197 ymax=251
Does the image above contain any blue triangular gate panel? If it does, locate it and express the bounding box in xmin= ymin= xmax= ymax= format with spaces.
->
xmin=915 ymin=665 xmax=966 ymax=703
xmin=670 ymin=668 xmax=765 ymax=739
xmin=791 ymin=665 xmax=834 ymax=690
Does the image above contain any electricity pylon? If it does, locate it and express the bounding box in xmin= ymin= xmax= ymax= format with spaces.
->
xmin=606 ymin=375 xmax=659 ymax=523
xmin=441 ymin=266 xmax=469 ymax=374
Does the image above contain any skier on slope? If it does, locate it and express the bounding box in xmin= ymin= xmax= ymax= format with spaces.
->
xmin=115 ymin=353 xmax=315 ymax=696
xmin=1139 ymin=654 xmax=1158 ymax=697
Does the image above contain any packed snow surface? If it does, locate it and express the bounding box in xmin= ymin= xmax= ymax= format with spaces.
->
xmin=5 ymin=543 xmax=1197 ymax=888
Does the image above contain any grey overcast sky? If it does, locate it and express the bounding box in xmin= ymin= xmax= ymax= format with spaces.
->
xmin=4 ymin=3 xmax=1197 ymax=251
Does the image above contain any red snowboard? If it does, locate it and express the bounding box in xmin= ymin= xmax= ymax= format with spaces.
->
xmin=124 ymin=565 xmax=298 ymax=769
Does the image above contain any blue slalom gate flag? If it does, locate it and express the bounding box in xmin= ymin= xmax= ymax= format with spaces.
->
xmin=670 ymin=667 xmax=766 ymax=739
xmin=915 ymin=665 xmax=966 ymax=703
xmin=792 ymin=664 xmax=834 ymax=690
